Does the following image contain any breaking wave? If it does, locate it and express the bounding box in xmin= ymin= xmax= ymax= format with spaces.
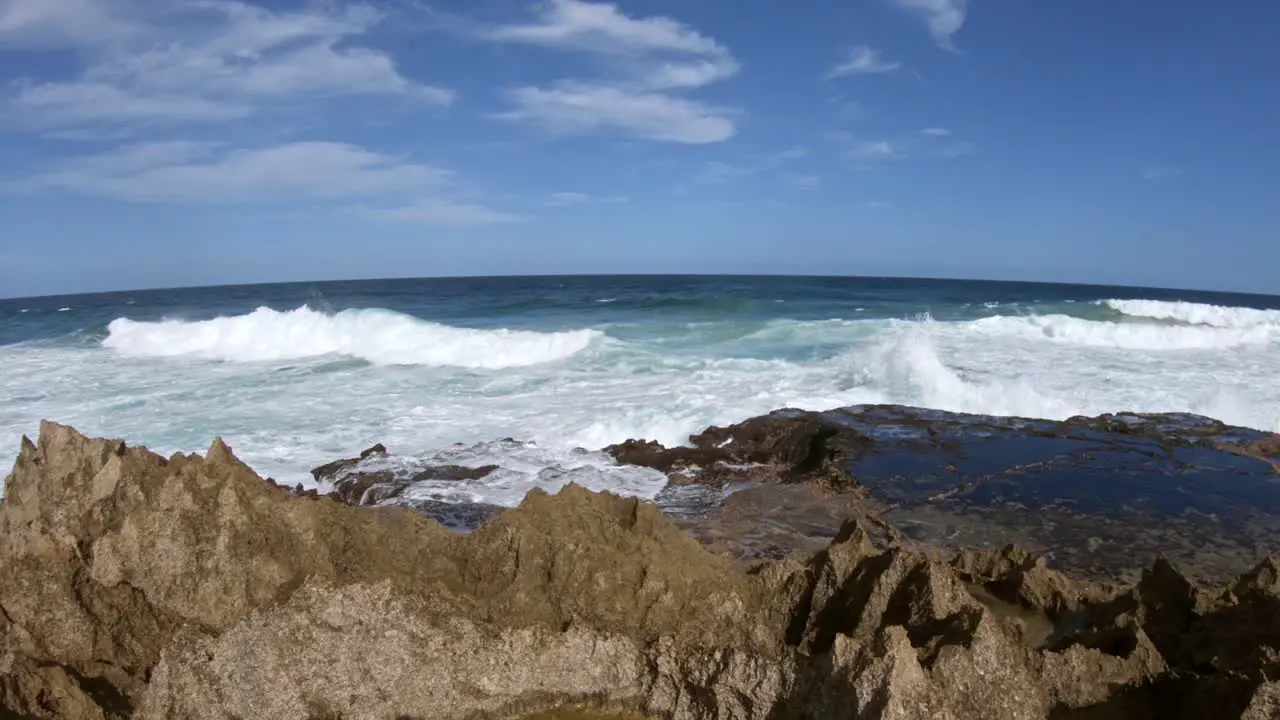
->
xmin=1104 ymin=299 xmax=1280 ymax=329
xmin=964 ymin=314 xmax=1279 ymax=350
xmin=103 ymin=306 xmax=602 ymax=368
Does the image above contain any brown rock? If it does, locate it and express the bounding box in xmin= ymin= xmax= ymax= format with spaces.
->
xmin=3 ymin=422 xmax=1280 ymax=719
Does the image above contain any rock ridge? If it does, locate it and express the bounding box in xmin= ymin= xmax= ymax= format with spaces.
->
xmin=0 ymin=421 xmax=1277 ymax=718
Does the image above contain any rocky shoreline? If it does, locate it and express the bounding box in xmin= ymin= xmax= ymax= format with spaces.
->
xmin=1 ymin=407 xmax=1279 ymax=718
xmin=315 ymin=405 xmax=1280 ymax=583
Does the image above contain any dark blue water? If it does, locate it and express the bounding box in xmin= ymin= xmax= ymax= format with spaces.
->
xmin=4 ymin=275 xmax=1279 ymax=347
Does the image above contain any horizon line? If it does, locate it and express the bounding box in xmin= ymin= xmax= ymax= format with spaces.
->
xmin=2 ymin=271 xmax=1278 ymax=303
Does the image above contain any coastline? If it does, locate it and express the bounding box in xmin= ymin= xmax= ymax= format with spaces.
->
xmin=3 ymin=407 xmax=1279 ymax=718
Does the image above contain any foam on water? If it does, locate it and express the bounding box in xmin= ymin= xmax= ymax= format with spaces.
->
xmin=104 ymin=305 xmax=602 ymax=368
xmin=331 ymin=440 xmax=670 ymax=509
xmin=4 ymin=295 xmax=1280 ymax=504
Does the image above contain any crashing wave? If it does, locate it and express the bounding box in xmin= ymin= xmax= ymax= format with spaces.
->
xmin=103 ymin=305 xmax=602 ymax=369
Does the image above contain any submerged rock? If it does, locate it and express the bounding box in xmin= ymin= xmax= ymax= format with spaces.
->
xmin=2 ymin=422 xmax=1280 ymax=718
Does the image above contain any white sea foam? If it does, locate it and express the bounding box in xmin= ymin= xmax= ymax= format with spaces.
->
xmin=4 ymin=300 xmax=1280 ymax=503
xmin=1105 ymin=299 xmax=1280 ymax=328
xmin=103 ymin=306 xmax=602 ymax=368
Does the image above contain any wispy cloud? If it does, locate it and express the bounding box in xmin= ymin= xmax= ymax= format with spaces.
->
xmin=1142 ymin=165 xmax=1181 ymax=181
xmin=828 ymin=130 xmax=975 ymax=166
xmin=545 ymin=191 xmax=591 ymax=207
xmin=774 ymin=145 xmax=809 ymax=162
xmin=20 ymin=141 xmax=444 ymax=201
xmin=850 ymin=140 xmax=900 ymax=162
xmin=828 ymin=46 xmax=901 ymax=77
xmin=893 ymin=0 xmax=970 ymax=49
xmin=14 ymin=139 xmax=519 ymax=224
xmin=544 ymin=191 xmax=630 ymax=207
xmin=920 ymin=127 xmax=952 ymax=136
xmin=3 ymin=1 xmax=452 ymax=132
xmin=488 ymin=0 xmax=738 ymax=144
xmin=696 ymin=160 xmax=753 ymax=185
xmin=0 ymin=0 xmax=137 ymax=48
xmin=784 ymin=174 xmax=822 ymax=189
xmin=499 ymin=83 xmax=733 ymax=144
xmin=364 ymin=201 xmax=525 ymax=225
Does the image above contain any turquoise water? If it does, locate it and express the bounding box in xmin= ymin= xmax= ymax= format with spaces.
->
xmin=3 ymin=275 xmax=1279 ymax=501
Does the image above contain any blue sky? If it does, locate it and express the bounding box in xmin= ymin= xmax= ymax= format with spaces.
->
xmin=1 ymin=0 xmax=1277 ymax=298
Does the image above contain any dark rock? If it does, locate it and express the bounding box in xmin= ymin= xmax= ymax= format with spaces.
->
xmin=308 ymin=442 xmax=388 ymax=483
xmin=605 ymin=413 xmax=857 ymax=489
xmin=611 ymin=405 xmax=1280 ymax=584
xmin=415 ymin=463 xmax=500 ymax=482
xmin=310 ymin=442 xmax=498 ymax=507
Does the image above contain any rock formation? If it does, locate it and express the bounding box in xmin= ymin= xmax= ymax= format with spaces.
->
xmin=610 ymin=406 xmax=1280 ymax=582
xmin=2 ymin=421 xmax=1279 ymax=719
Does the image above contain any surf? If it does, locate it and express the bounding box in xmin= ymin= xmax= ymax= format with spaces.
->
xmin=102 ymin=305 xmax=603 ymax=369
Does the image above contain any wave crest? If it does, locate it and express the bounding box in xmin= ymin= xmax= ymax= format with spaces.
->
xmin=966 ymin=314 xmax=1278 ymax=350
xmin=103 ymin=306 xmax=602 ymax=368
xmin=1104 ymin=299 xmax=1280 ymax=328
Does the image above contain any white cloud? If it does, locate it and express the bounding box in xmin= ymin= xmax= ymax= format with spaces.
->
xmin=502 ymin=82 xmax=733 ymax=144
xmin=828 ymin=46 xmax=901 ymax=77
xmin=489 ymin=0 xmax=738 ymax=143
xmin=489 ymin=0 xmax=725 ymax=60
xmin=3 ymin=0 xmax=451 ymax=131
xmin=24 ymin=141 xmax=443 ymax=202
xmin=893 ymin=0 xmax=970 ymax=49
xmin=920 ymin=127 xmax=952 ymax=136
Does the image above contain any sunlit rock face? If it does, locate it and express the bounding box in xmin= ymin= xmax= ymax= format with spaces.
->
xmin=1 ymin=417 xmax=1279 ymax=719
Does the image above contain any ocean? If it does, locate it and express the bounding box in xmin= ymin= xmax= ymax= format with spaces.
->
xmin=2 ymin=275 xmax=1279 ymax=503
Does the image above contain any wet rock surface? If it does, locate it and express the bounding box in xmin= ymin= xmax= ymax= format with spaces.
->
xmin=309 ymin=443 xmax=500 ymax=523
xmin=2 ymin=410 xmax=1279 ymax=719
xmin=610 ymin=405 xmax=1280 ymax=583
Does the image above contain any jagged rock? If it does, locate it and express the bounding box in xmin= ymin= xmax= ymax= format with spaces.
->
xmin=3 ymin=422 xmax=1280 ymax=719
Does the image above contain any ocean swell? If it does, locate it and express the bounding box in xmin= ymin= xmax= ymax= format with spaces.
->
xmin=103 ymin=306 xmax=602 ymax=369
